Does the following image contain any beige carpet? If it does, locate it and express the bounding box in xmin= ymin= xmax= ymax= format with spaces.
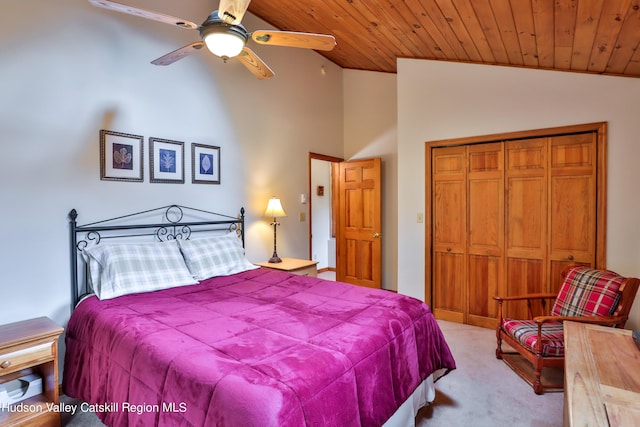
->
xmin=61 ymin=320 xmax=563 ymax=426
xmin=417 ymin=320 xmax=564 ymax=427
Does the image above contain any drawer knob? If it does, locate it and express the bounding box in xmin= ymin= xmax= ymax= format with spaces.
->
xmin=568 ymin=255 xmax=574 ymax=261
xmin=0 ymin=360 xmax=10 ymax=369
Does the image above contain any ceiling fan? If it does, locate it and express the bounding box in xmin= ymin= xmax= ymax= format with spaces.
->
xmin=88 ymin=0 xmax=337 ymax=79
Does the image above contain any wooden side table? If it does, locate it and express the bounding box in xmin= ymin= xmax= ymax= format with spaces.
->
xmin=0 ymin=316 xmax=64 ymax=427
xmin=563 ymin=321 xmax=640 ymax=426
xmin=256 ymin=258 xmax=318 ymax=277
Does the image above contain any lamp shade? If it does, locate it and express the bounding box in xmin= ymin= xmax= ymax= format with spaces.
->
xmin=264 ymin=197 xmax=287 ymax=218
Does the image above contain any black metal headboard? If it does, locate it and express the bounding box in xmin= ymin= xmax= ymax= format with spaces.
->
xmin=69 ymin=205 xmax=245 ymax=308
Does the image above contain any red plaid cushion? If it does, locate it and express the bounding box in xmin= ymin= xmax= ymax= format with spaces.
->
xmin=502 ymin=319 xmax=565 ymax=356
xmin=551 ymin=267 xmax=623 ymax=317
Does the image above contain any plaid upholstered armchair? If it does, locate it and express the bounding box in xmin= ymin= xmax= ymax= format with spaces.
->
xmin=494 ymin=266 xmax=640 ymax=394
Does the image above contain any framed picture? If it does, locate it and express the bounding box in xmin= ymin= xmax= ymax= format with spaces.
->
xmin=100 ymin=130 xmax=144 ymax=182
xmin=192 ymin=143 xmax=220 ymax=184
xmin=149 ymin=137 xmax=185 ymax=184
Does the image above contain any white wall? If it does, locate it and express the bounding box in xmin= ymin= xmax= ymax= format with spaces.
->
xmin=397 ymin=59 xmax=640 ymax=329
xmin=0 ymin=0 xmax=343 ymax=329
xmin=343 ymin=70 xmax=398 ymax=290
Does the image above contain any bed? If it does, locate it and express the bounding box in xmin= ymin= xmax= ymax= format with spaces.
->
xmin=63 ymin=205 xmax=455 ymax=426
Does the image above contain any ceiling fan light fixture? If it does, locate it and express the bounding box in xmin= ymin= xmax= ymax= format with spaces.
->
xmin=200 ymin=11 xmax=248 ymax=59
xmin=203 ymin=31 xmax=246 ymax=58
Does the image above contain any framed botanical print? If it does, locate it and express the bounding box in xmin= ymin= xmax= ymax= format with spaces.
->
xmin=192 ymin=143 xmax=220 ymax=184
xmin=100 ymin=130 xmax=144 ymax=182
xmin=149 ymin=137 xmax=185 ymax=184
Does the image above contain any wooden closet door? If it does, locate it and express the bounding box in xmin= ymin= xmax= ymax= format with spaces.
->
xmin=467 ymin=143 xmax=504 ymax=328
xmin=427 ymin=123 xmax=605 ymax=328
xmin=547 ymin=133 xmax=597 ymax=293
xmin=432 ymin=146 xmax=466 ymax=323
xmin=505 ymin=139 xmax=548 ymax=319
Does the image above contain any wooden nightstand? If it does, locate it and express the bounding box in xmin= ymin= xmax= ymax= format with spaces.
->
xmin=256 ymin=258 xmax=318 ymax=277
xmin=0 ymin=317 xmax=64 ymax=427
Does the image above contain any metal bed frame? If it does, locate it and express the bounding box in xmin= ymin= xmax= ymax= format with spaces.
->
xmin=69 ymin=205 xmax=245 ymax=308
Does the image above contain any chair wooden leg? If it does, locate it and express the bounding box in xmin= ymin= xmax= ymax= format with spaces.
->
xmin=533 ymin=357 xmax=544 ymax=395
xmin=496 ymin=329 xmax=503 ymax=359
xmin=533 ymin=381 xmax=543 ymax=394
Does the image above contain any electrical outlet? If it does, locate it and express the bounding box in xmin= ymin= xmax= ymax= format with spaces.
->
xmin=299 ymin=212 xmax=306 ymax=222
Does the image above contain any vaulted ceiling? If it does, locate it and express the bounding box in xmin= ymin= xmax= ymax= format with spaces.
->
xmin=248 ymin=0 xmax=640 ymax=78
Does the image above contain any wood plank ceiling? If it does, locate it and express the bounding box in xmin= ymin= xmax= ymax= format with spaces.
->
xmin=248 ymin=0 xmax=640 ymax=78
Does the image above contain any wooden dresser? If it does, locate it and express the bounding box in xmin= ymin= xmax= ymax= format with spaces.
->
xmin=563 ymin=321 xmax=640 ymax=426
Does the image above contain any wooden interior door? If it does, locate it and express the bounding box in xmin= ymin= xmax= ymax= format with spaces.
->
xmin=431 ymin=146 xmax=466 ymax=322
xmin=336 ymin=158 xmax=382 ymax=288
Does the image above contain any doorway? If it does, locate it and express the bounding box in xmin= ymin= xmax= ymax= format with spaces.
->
xmin=308 ymin=153 xmax=342 ymax=275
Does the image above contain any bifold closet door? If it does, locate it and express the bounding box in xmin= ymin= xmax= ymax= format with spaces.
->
xmin=505 ymin=139 xmax=548 ymax=319
xmin=431 ymin=146 xmax=466 ymax=323
xmin=467 ymin=143 xmax=504 ymax=328
xmin=547 ymin=133 xmax=597 ymax=291
xmin=431 ymin=143 xmax=504 ymax=327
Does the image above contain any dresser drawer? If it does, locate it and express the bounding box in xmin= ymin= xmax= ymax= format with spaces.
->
xmin=0 ymin=341 xmax=54 ymax=374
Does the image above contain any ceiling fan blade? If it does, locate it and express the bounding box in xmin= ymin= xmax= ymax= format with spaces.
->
xmin=236 ymin=47 xmax=274 ymax=80
xmin=88 ymin=0 xmax=198 ymax=29
xmin=151 ymin=42 xmax=205 ymax=66
xmin=252 ymin=30 xmax=336 ymax=51
xmin=218 ymin=0 xmax=251 ymax=25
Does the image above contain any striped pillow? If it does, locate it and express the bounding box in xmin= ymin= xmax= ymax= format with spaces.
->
xmin=551 ymin=266 xmax=624 ymax=317
xmin=178 ymin=232 xmax=258 ymax=280
xmin=82 ymin=240 xmax=198 ymax=300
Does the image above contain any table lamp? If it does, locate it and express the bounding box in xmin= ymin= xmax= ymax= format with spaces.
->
xmin=264 ymin=197 xmax=287 ymax=263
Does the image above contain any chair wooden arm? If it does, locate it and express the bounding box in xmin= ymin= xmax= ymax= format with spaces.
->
xmin=533 ymin=314 xmax=626 ymax=327
xmin=493 ymin=293 xmax=557 ymax=303
xmin=494 ymin=293 xmax=557 ymax=322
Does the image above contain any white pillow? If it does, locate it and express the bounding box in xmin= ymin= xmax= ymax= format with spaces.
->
xmin=82 ymin=240 xmax=198 ymax=300
xmin=178 ymin=232 xmax=258 ymax=280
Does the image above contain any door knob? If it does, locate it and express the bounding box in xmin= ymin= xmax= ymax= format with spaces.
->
xmin=373 ymin=233 xmax=381 ymax=238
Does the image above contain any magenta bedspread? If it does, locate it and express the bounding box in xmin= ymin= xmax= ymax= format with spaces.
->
xmin=63 ymin=268 xmax=455 ymax=426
